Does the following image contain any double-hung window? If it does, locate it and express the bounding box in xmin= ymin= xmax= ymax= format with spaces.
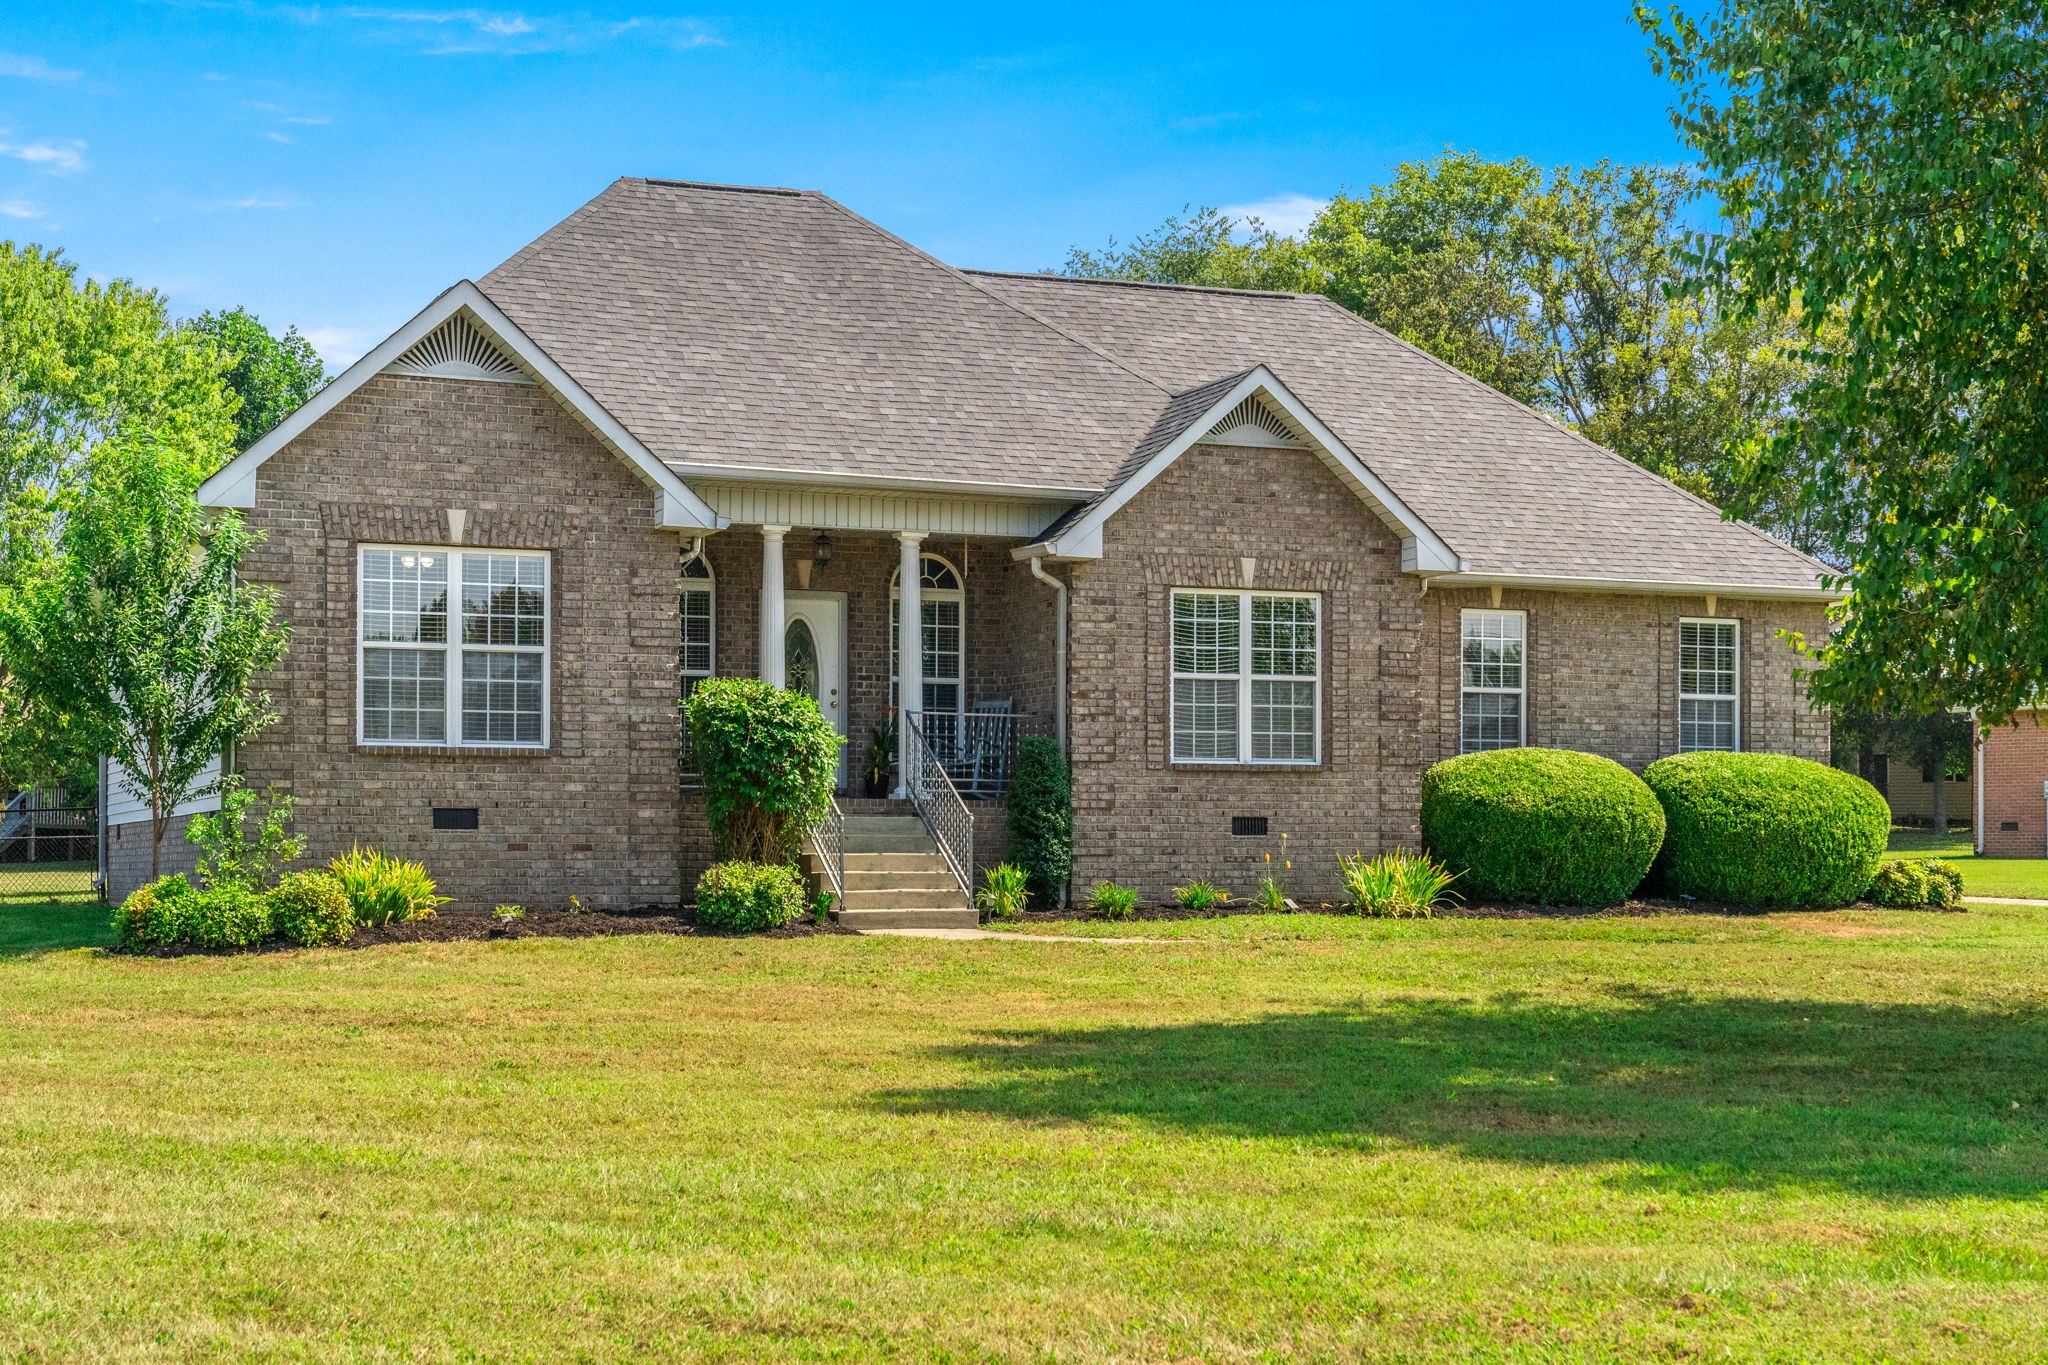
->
xmin=1460 ymin=609 xmax=1525 ymax=752
xmin=1170 ymin=589 xmax=1320 ymax=764
xmin=1678 ymin=618 xmax=1740 ymax=751
xmin=359 ymin=545 xmax=549 ymax=748
xmin=680 ymin=553 xmax=715 ymax=689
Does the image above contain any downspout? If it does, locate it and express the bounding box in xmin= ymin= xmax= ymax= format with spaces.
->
xmin=1973 ymin=710 xmax=1985 ymax=855
xmin=1029 ymin=557 xmax=1067 ymax=748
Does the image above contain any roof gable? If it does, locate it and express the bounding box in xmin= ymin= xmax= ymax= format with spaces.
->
xmin=1017 ymin=366 xmax=1460 ymax=574
xmin=196 ymin=281 xmax=725 ymax=535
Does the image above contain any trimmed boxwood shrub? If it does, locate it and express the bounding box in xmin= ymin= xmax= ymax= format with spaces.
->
xmin=269 ymin=870 xmax=356 ymax=946
xmin=1865 ymin=859 xmax=1933 ymax=908
xmin=1642 ymin=752 xmax=1888 ymax=908
xmin=1007 ymin=736 xmax=1072 ymax=908
xmin=694 ymin=861 xmax=807 ymax=931
xmin=181 ymin=885 xmax=274 ymax=950
xmin=1421 ymin=748 xmax=1665 ymax=905
xmin=684 ymin=678 xmax=842 ymax=865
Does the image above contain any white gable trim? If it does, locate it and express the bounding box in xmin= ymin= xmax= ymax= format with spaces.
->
xmin=196 ymin=281 xmax=726 ymax=535
xmin=1011 ymin=366 xmax=1461 ymax=573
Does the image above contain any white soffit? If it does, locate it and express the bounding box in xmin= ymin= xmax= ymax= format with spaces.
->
xmin=195 ymin=281 xmax=726 ymax=536
xmin=1013 ymin=365 xmax=1462 ymax=574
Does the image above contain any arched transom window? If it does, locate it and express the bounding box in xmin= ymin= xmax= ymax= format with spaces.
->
xmin=890 ymin=553 xmax=964 ymax=722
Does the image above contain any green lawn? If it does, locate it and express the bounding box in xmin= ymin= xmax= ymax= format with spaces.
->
xmin=2 ymin=901 xmax=2046 ymax=1359
xmin=1886 ymin=827 xmax=2048 ymax=900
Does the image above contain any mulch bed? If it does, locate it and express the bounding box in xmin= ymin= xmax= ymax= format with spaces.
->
xmin=1010 ymin=896 xmax=1965 ymax=926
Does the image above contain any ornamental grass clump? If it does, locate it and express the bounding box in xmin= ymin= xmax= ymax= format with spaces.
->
xmin=1338 ymin=849 xmax=1458 ymax=918
xmin=1643 ymin=752 xmax=1888 ymax=908
xmin=694 ymin=861 xmax=807 ymax=931
xmin=685 ymin=678 xmax=841 ymax=867
xmin=327 ymin=846 xmax=450 ymax=926
xmin=976 ymin=863 xmax=1029 ymax=922
xmin=1086 ymin=880 xmax=1140 ymax=920
xmin=1422 ymin=748 xmax=1665 ymax=906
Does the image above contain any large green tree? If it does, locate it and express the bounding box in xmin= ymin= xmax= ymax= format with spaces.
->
xmin=1638 ymin=1 xmax=2048 ymax=722
xmin=187 ymin=307 xmax=326 ymax=452
xmin=0 ymin=434 xmax=288 ymax=876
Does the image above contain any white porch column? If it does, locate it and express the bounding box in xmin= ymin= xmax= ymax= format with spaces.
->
xmin=894 ymin=531 xmax=925 ymax=798
xmin=759 ymin=524 xmax=790 ymax=687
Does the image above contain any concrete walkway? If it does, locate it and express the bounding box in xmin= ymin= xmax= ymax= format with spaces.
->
xmin=856 ymin=926 xmax=1170 ymax=944
xmin=1963 ymin=895 xmax=2048 ymax=906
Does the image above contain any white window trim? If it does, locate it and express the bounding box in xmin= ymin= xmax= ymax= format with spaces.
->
xmin=890 ymin=552 xmax=967 ymax=724
xmin=681 ymin=551 xmax=716 ymax=682
xmin=357 ymin=544 xmax=552 ymax=749
xmin=1678 ymin=616 xmax=1742 ymax=753
xmin=1170 ymin=588 xmax=1323 ymax=767
xmin=1460 ymin=608 xmax=1527 ymax=753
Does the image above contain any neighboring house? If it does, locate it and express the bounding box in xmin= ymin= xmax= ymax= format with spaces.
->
xmin=1974 ymin=713 xmax=2048 ymax=857
xmin=102 ymin=178 xmax=1837 ymax=907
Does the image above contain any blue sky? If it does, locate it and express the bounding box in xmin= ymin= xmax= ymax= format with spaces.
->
xmin=0 ymin=1 xmax=1689 ymax=367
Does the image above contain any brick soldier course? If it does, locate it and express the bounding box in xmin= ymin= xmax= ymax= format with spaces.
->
xmin=127 ymin=177 xmax=1844 ymax=908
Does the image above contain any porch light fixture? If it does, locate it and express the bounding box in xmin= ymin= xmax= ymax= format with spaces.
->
xmin=812 ymin=531 xmax=833 ymax=571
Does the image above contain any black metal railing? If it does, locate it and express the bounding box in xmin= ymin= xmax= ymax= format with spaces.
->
xmin=905 ymin=713 xmax=974 ymax=899
xmin=917 ymin=711 xmax=1050 ymax=799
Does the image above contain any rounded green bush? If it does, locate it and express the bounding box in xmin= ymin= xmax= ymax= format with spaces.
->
xmin=181 ymin=884 xmax=275 ymax=950
xmin=269 ymin=870 xmax=356 ymax=947
xmin=1866 ymin=859 xmax=1932 ymax=908
xmin=693 ymin=860 xmax=807 ymax=931
xmin=1642 ymin=752 xmax=1888 ymax=908
xmin=111 ymin=873 xmax=195 ymax=948
xmin=1421 ymin=748 xmax=1666 ymax=905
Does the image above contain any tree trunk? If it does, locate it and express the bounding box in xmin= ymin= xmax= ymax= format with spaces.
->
xmin=1931 ymin=767 xmax=1950 ymax=838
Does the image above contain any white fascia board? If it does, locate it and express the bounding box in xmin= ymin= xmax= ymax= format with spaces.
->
xmin=1429 ymin=571 xmax=1843 ymax=602
xmin=1008 ymin=366 xmax=1462 ymax=572
xmin=659 ymin=460 xmax=1101 ymax=501
xmin=196 ymin=281 xmax=727 ymax=536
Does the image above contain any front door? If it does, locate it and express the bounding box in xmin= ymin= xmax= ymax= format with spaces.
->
xmin=784 ymin=591 xmax=848 ymax=789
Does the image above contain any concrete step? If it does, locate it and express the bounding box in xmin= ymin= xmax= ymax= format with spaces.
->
xmin=838 ymin=906 xmax=981 ymax=931
xmin=842 ymin=851 xmax=953 ymax=873
xmin=843 ymin=868 xmax=959 ymax=891
xmin=841 ymin=886 xmax=971 ymax=911
xmin=844 ymin=815 xmax=926 ymax=836
xmin=845 ymin=834 xmax=941 ymax=855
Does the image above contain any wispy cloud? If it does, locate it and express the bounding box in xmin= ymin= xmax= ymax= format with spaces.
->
xmin=197 ymin=192 xmax=301 ymax=211
xmin=276 ymin=6 xmax=719 ymax=55
xmin=0 ymin=199 xmax=42 ymax=220
xmin=1219 ymin=193 xmax=1328 ymax=238
xmin=0 ymin=138 xmax=89 ymax=174
xmin=0 ymin=52 xmax=80 ymax=83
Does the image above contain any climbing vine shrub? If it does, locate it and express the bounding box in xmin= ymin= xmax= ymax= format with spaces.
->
xmin=684 ymin=678 xmax=841 ymax=865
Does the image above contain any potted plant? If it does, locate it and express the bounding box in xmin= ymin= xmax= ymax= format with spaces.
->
xmin=863 ymin=723 xmax=895 ymax=798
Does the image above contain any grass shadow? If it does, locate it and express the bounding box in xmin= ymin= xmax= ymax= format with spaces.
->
xmin=0 ymin=898 xmax=113 ymax=957
xmin=880 ymin=991 xmax=2048 ymax=1200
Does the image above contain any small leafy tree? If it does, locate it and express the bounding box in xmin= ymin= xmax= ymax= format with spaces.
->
xmin=1007 ymin=736 xmax=1072 ymax=908
xmin=684 ymin=678 xmax=840 ymax=865
xmin=185 ymin=776 xmax=301 ymax=890
xmin=187 ymin=307 xmax=327 ymax=452
xmin=0 ymin=433 xmax=289 ymax=877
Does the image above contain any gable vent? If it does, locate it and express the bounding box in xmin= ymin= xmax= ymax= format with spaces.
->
xmin=1204 ymin=395 xmax=1305 ymax=448
xmin=387 ymin=315 xmax=529 ymax=383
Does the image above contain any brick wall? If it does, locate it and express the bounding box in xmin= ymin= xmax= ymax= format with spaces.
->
xmin=1064 ymin=442 xmax=1831 ymax=904
xmin=238 ymin=374 xmax=688 ymax=911
xmin=1977 ymin=712 xmax=2048 ymax=857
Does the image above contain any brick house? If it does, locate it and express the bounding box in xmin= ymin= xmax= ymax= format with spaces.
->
xmin=106 ymin=178 xmax=1836 ymax=913
xmin=1974 ymin=713 xmax=2048 ymax=857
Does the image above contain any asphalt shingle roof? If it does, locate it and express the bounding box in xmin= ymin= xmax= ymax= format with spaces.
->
xmin=479 ymin=177 xmax=1828 ymax=593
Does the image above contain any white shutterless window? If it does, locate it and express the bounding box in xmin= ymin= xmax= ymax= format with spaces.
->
xmin=359 ymin=545 xmax=550 ymax=748
xmin=1460 ymin=608 xmax=1526 ymax=752
xmin=1170 ymin=589 xmax=1321 ymax=765
xmin=680 ymin=552 xmax=715 ymax=687
xmin=1678 ymin=618 xmax=1740 ymax=752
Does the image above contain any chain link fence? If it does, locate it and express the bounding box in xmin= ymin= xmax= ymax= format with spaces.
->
xmin=0 ymin=789 xmax=100 ymax=901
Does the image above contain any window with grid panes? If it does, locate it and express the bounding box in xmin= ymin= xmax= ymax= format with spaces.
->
xmin=1171 ymin=589 xmax=1319 ymax=764
xmin=359 ymin=546 xmax=548 ymax=747
xmin=1459 ymin=609 xmax=1525 ymax=752
xmin=1678 ymin=618 xmax=1740 ymax=751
